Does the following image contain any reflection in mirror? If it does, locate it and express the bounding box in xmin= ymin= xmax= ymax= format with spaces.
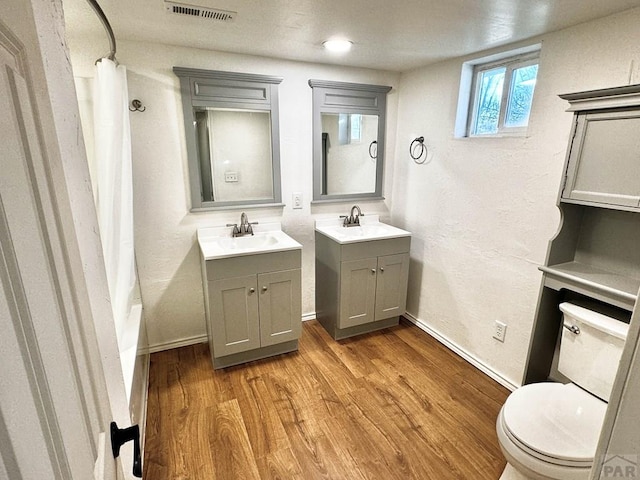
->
xmin=309 ymin=79 xmax=391 ymax=202
xmin=195 ymin=108 xmax=274 ymax=203
xmin=321 ymin=113 xmax=378 ymax=195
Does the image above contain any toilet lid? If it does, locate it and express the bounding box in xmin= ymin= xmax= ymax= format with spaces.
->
xmin=502 ymin=383 xmax=607 ymax=464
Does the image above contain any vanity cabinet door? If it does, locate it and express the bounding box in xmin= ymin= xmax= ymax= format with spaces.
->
xmin=562 ymin=110 xmax=640 ymax=208
xmin=258 ymin=269 xmax=302 ymax=347
xmin=374 ymin=253 xmax=410 ymax=321
xmin=209 ymin=275 xmax=260 ymax=357
xmin=339 ymin=257 xmax=378 ymax=328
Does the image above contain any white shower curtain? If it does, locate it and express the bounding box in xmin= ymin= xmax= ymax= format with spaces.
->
xmin=93 ymin=58 xmax=136 ymax=339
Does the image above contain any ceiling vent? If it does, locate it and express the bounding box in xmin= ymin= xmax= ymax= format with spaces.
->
xmin=165 ymin=2 xmax=236 ymax=22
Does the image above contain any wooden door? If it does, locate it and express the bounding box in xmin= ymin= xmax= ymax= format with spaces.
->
xmin=339 ymin=257 xmax=377 ymax=329
xmin=258 ymin=269 xmax=302 ymax=347
xmin=0 ymin=1 xmax=123 ymax=478
xmin=374 ymin=253 xmax=410 ymax=321
xmin=210 ymin=275 xmax=260 ymax=357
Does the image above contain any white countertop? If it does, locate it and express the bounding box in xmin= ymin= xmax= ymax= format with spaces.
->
xmin=315 ymin=215 xmax=411 ymax=244
xmin=198 ymin=222 xmax=302 ymax=260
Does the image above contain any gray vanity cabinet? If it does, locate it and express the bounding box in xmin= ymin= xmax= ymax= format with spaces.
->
xmin=203 ymin=250 xmax=301 ymax=369
xmin=316 ymin=232 xmax=410 ymax=339
xmin=340 ymin=253 xmax=410 ymax=328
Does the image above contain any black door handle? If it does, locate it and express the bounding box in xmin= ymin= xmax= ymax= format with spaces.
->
xmin=110 ymin=421 xmax=142 ymax=477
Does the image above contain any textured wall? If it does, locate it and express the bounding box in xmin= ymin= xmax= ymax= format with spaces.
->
xmin=69 ymin=39 xmax=400 ymax=349
xmin=390 ymin=8 xmax=640 ymax=386
xmin=68 ymin=8 xmax=640 ymax=381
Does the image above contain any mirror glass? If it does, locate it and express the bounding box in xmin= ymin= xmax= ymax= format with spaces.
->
xmin=195 ymin=108 xmax=274 ymax=203
xmin=321 ymin=113 xmax=378 ymax=195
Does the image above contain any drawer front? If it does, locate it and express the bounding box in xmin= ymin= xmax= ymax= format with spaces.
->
xmin=340 ymin=237 xmax=410 ymax=261
xmin=206 ymin=249 xmax=301 ymax=280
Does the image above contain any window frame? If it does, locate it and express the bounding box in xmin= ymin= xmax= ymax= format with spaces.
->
xmin=467 ymin=51 xmax=539 ymax=137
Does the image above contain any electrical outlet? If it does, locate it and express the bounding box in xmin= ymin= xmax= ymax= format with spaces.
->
xmin=493 ymin=321 xmax=507 ymax=342
xmin=224 ymin=171 xmax=238 ymax=183
xmin=292 ymin=192 xmax=303 ymax=209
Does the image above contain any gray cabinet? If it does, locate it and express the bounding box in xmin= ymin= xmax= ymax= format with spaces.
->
xmin=210 ymin=274 xmax=260 ymax=357
xmin=316 ymin=232 xmax=410 ymax=339
xmin=203 ymin=250 xmax=301 ymax=368
xmin=524 ymin=85 xmax=640 ymax=385
xmin=339 ymin=253 xmax=410 ymax=329
xmin=560 ymin=88 xmax=640 ymax=210
xmin=258 ymin=269 xmax=302 ymax=347
xmin=561 ymin=110 xmax=640 ymax=208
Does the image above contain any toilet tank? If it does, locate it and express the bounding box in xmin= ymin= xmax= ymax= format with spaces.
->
xmin=558 ymin=302 xmax=629 ymax=402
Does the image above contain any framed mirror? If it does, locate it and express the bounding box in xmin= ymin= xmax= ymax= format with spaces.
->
xmin=309 ymin=80 xmax=391 ymax=202
xmin=174 ymin=67 xmax=283 ymax=210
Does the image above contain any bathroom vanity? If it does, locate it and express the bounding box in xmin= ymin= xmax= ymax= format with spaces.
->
xmin=198 ymin=223 xmax=302 ymax=369
xmin=315 ymin=216 xmax=411 ymax=339
xmin=524 ymin=84 xmax=640 ymax=384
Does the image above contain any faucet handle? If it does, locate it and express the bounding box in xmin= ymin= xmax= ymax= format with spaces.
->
xmin=226 ymin=223 xmax=241 ymax=237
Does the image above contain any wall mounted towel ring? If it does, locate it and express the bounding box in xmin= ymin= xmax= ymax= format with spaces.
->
xmin=129 ymin=99 xmax=145 ymax=112
xmin=409 ymin=136 xmax=427 ymax=164
xmin=369 ymin=140 xmax=377 ymax=159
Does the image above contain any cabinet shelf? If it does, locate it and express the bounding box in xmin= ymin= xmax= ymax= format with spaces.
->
xmin=540 ymin=261 xmax=639 ymax=310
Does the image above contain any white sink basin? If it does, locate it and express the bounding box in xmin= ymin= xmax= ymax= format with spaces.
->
xmin=217 ymin=234 xmax=279 ymax=251
xmin=198 ymin=223 xmax=301 ymax=260
xmin=315 ymin=216 xmax=411 ymax=244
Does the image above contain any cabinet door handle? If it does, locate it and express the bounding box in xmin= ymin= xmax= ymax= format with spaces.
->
xmin=249 ymin=288 xmax=255 ymax=294
xmin=262 ymin=286 xmax=268 ymax=292
xmin=371 ymin=269 xmax=376 ymax=274
xmin=380 ymin=267 xmax=384 ymax=273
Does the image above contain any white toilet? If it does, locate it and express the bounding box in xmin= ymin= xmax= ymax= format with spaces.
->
xmin=496 ymin=302 xmax=629 ymax=480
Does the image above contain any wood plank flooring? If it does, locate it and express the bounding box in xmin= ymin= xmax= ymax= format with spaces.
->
xmin=143 ymin=319 xmax=510 ymax=479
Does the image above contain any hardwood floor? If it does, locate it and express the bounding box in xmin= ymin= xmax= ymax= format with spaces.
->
xmin=143 ymin=319 xmax=510 ymax=479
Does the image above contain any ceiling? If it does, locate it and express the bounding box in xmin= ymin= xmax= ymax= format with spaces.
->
xmin=62 ymin=0 xmax=640 ymax=72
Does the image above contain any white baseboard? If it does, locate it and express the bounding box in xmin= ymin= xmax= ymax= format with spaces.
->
xmin=136 ymin=354 xmax=150 ymax=464
xmin=403 ymin=312 xmax=519 ymax=392
xmin=143 ymin=334 xmax=208 ymax=355
xmin=302 ymin=312 xmax=316 ymax=322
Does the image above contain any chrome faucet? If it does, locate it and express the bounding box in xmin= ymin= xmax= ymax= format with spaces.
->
xmin=341 ymin=205 xmax=363 ymax=227
xmin=226 ymin=212 xmax=258 ymax=237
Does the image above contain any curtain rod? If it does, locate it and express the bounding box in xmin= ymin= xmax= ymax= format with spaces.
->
xmin=85 ymin=0 xmax=117 ymax=62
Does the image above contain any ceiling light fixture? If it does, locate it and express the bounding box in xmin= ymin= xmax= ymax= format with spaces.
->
xmin=323 ymin=39 xmax=353 ymax=53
